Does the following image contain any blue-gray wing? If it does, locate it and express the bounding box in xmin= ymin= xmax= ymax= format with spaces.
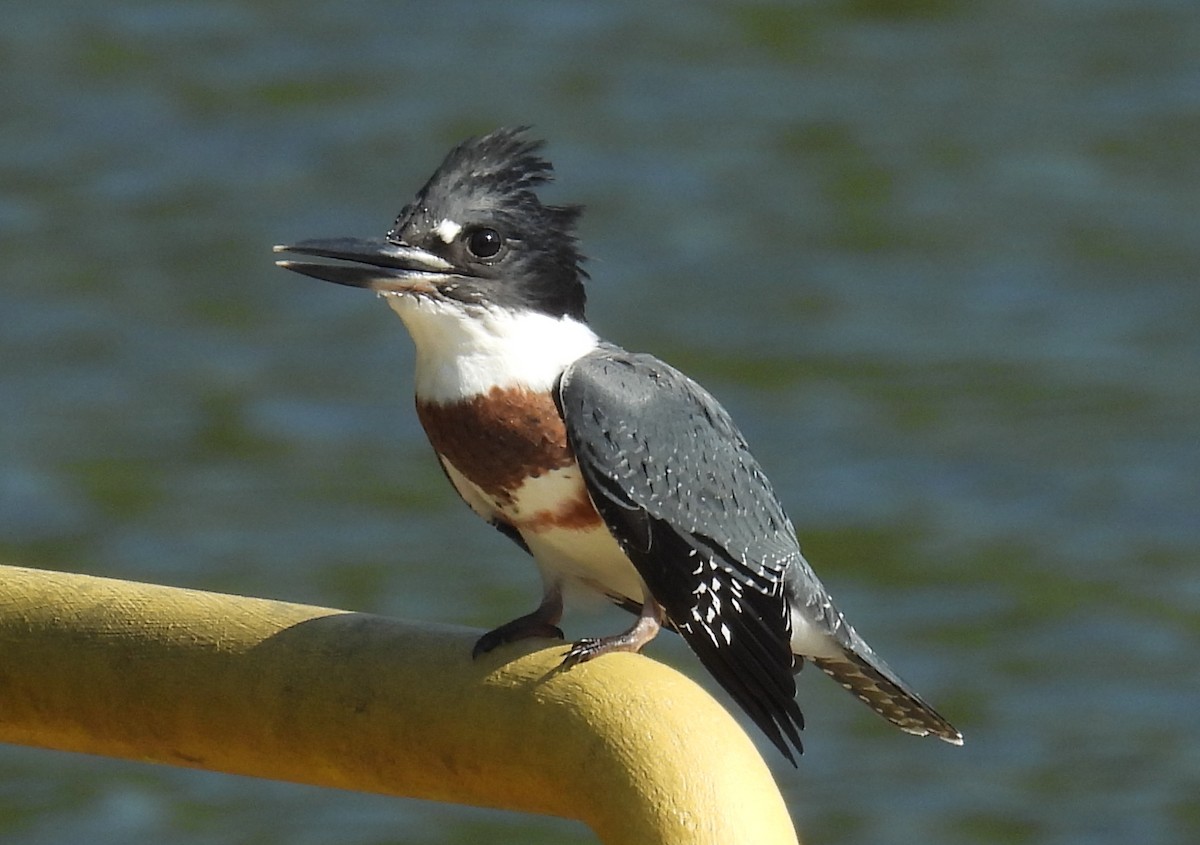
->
xmin=557 ymin=345 xmax=806 ymax=762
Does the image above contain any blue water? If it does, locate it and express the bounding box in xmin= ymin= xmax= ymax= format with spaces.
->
xmin=2 ymin=2 xmax=1198 ymax=843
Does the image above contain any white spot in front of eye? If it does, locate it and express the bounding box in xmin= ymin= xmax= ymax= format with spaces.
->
xmin=434 ymin=219 xmax=462 ymax=243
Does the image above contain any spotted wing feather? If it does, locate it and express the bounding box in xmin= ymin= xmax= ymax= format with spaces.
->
xmin=557 ymin=346 xmax=807 ymax=762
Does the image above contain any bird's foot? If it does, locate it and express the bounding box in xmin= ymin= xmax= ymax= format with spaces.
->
xmin=470 ymin=614 xmax=564 ymax=662
xmin=561 ymin=636 xmax=618 ymax=667
xmin=560 ymin=601 xmax=664 ymax=669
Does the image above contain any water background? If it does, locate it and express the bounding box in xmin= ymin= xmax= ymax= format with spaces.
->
xmin=2 ymin=2 xmax=1197 ymax=843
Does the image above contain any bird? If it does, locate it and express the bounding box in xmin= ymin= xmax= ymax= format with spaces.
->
xmin=274 ymin=127 xmax=962 ymax=763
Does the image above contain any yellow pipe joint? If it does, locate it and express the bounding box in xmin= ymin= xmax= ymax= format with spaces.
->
xmin=0 ymin=564 xmax=798 ymax=844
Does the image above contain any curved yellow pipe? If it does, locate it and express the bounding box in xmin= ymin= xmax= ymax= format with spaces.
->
xmin=0 ymin=564 xmax=798 ymax=844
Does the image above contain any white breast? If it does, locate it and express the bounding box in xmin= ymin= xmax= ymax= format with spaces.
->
xmin=383 ymin=294 xmax=642 ymax=603
xmin=384 ymin=294 xmax=599 ymax=402
xmin=525 ymin=522 xmax=647 ymax=605
xmin=443 ymin=457 xmax=648 ymax=606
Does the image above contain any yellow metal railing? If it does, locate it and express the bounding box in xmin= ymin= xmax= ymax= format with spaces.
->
xmin=0 ymin=564 xmax=799 ymax=844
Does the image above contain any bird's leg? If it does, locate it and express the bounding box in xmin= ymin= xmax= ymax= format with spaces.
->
xmin=472 ymin=585 xmax=565 ymax=659
xmin=561 ymin=598 xmax=665 ymax=668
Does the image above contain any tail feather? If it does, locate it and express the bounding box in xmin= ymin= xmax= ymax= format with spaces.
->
xmin=811 ymin=649 xmax=963 ymax=745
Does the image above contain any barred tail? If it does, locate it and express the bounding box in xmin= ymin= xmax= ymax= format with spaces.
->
xmin=811 ymin=648 xmax=963 ymax=745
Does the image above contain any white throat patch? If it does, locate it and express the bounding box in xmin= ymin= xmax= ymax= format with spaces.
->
xmin=383 ymin=295 xmax=599 ymax=402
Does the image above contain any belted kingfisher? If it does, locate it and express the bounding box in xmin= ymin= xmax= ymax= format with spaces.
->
xmin=275 ymin=127 xmax=962 ymax=763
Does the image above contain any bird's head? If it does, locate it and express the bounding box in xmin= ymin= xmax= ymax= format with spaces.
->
xmin=275 ymin=127 xmax=587 ymax=322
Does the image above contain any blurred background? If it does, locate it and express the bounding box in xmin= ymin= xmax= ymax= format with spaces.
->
xmin=2 ymin=1 xmax=1197 ymax=843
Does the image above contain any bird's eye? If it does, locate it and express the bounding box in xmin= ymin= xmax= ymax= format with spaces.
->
xmin=465 ymin=227 xmax=504 ymax=260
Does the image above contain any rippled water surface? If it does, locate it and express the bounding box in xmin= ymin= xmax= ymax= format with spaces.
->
xmin=2 ymin=2 xmax=1198 ymax=843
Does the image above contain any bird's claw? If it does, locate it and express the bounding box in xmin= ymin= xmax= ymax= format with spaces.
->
xmin=472 ymin=621 xmax=564 ymax=659
xmin=561 ymin=637 xmax=609 ymax=668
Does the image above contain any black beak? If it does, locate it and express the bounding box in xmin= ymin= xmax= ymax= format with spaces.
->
xmin=273 ymin=237 xmax=455 ymax=294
